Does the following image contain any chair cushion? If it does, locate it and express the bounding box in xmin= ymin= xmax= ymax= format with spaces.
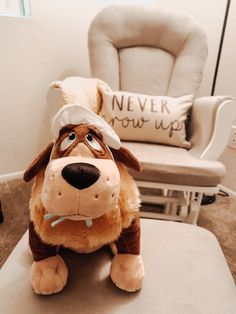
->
xmin=0 ymin=220 xmax=235 ymax=314
xmin=119 ymin=46 xmax=174 ymax=95
xmin=89 ymin=5 xmax=208 ymax=96
xmin=99 ymin=84 xmax=193 ymax=149
xmin=123 ymin=142 xmax=225 ymax=186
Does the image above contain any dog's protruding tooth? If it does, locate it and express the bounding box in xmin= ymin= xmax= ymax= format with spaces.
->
xmin=85 ymin=219 xmax=93 ymax=227
xmin=51 ymin=217 xmax=65 ymax=227
xmin=43 ymin=213 xmax=55 ymax=221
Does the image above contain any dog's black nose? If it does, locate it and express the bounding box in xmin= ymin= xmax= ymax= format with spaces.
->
xmin=61 ymin=163 xmax=100 ymax=190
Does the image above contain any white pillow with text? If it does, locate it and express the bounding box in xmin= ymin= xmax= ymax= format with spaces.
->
xmin=98 ymin=84 xmax=193 ymax=148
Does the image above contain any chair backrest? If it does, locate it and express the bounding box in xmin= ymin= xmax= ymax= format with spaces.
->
xmin=88 ymin=5 xmax=208 ymax=97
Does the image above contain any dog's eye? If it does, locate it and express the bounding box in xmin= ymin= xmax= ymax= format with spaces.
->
xmin=60 ymin=132 xmax=77 ymax=151
xmin=85 ymin=133 xmax=102 ymax=151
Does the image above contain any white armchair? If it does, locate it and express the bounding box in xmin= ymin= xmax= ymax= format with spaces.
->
xmin=88 ymin=5 xmax=236 ymax=224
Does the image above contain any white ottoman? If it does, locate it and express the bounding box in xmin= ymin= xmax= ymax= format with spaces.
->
xmin=0 ymin=219 xmax=236 ymax=314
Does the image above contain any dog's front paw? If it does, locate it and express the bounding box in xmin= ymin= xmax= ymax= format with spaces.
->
xmin=31 ymin=255 xmax=68 ymax=295
xmin=110 ymin=254 xmax=144 ymax=292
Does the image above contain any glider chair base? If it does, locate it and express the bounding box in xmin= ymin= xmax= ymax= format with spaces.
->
xmin=138 ymin=180 xmax=218 ymax=224
xmin=122 ymin=142 xmax=223 ymax=225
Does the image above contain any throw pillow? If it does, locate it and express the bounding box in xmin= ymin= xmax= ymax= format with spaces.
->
xmin=98 ymin=84 xmax=193 ymax=149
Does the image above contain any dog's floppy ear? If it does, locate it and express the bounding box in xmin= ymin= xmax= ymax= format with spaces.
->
xmin=23 ymin=142 xmax=54 ymax=182
xmin=110 ymin=147 xmax=141 ymax=172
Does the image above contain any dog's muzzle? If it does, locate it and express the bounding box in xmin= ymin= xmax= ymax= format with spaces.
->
xmin=41 ymin=156 xmax=120 ymax=223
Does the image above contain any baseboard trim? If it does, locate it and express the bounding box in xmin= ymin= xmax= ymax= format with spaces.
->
xmin=218 ymin=184 xmax=236 ymax=199
xmin=0 ymin=171 xmax=24 ymax=183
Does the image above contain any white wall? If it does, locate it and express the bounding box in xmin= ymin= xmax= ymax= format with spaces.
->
xmin=215 ymin=0 xmax=236 ymax=99
xmin=0 ymin=0 xmax=235 ymax=193
xmin=0 ymin=0 xmax=153 ymax=174
xmin=153 ymin=0 xmax=228 ymax=96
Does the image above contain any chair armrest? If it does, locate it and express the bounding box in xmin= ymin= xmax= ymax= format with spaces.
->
xmin=189 ymin=96 xmax=236 ymax=160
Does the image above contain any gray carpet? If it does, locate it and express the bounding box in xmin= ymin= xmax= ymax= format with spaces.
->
xmin=0 ymin=179 xmax=32 ymax=267
xmin=0 ymin=179 xmax=235 ymax=283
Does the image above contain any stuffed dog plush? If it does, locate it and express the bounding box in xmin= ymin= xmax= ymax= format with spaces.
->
xmin=24 ymin=104 xmax=144 ymax=295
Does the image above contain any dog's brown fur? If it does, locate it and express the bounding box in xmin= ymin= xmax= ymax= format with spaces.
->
xmin=29 ymin=161 xmax=140 ymax=254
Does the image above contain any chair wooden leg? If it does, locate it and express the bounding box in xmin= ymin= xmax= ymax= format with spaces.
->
xmin=164 ymin=190 xmax=172 ymax=214
xmin=185 ymin=192 xmax=203 ymax=224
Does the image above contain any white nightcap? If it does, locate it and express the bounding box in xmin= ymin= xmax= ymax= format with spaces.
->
xmin=51 ymin=104 xmax=121 ymax=150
